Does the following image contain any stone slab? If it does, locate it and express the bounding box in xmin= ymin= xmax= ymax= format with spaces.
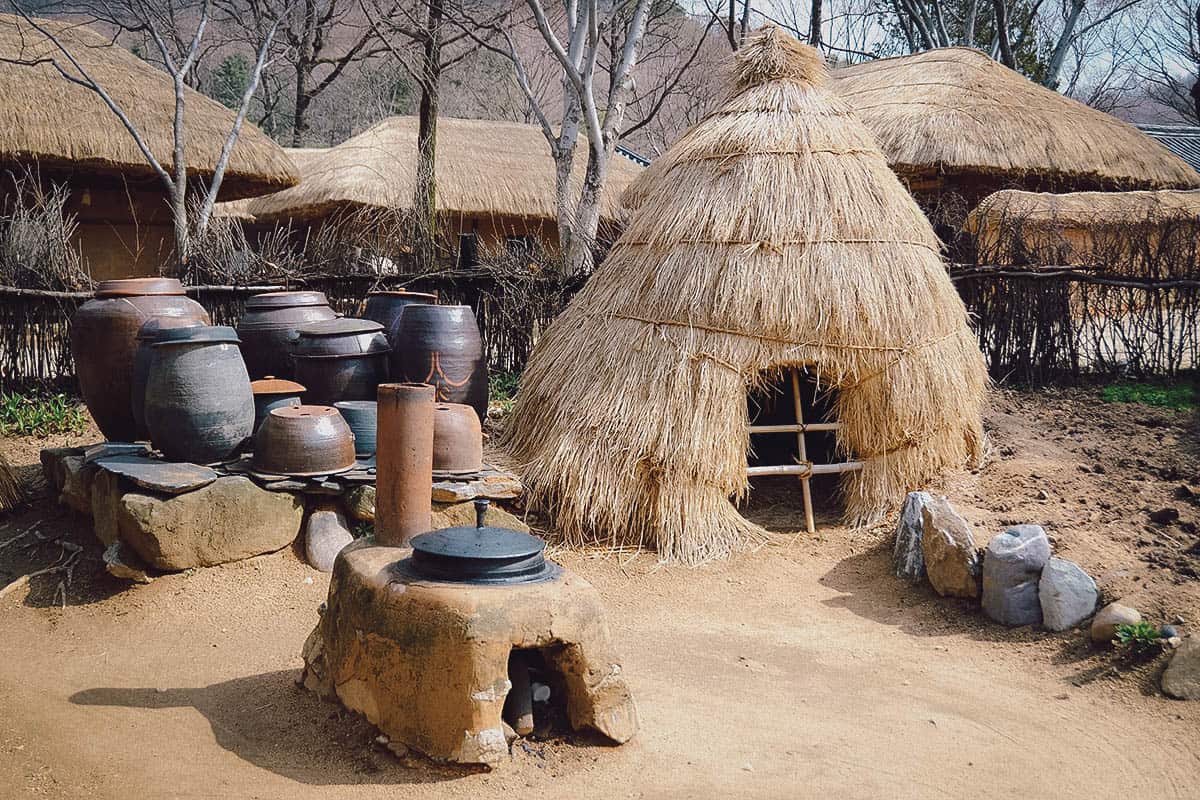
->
xmin=94 ymin=456 xmax=217 ymax=495
xmin=117 ymin=476 xmax=304 ymax=570
xmin=1162 ymin=636 xmax=1200 ymax=700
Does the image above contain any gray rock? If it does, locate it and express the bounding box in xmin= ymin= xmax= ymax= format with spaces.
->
xmin=90 ymin=468 xmax=125 ymax=546
xmin=59 ymin=454 xmax=96 ymax=516
xmin=920 ymin=497 xmax=981 ymax=599
xmin=894 ymin=491 xmax=932 ymax=582
xmin=83 ymin=442 xmax=150 ymax=464
xmin=94 ymin=456 xmax=217 ymax=495
xmin=40 ymin=445 xmax=85 ymax=493
xmin=1038 ymin=557 xmax=1098 ymax=631
xmin=102 ymin=541 xmax=152 ymax=584
xmin=305 ymin=502 xmax=354 ymax=572
xmin=982 ymin=524 xmax=1052 ymax=627
xmin=117 ymin=476 xmax=303 ymax=570
xmin=1090 ymin=602 xmax=1142 ymax=643
xmin=1162 ymin=636 xmax=1200 ymax=700
xmin=344 ymin=485 xmax=376 ymax=522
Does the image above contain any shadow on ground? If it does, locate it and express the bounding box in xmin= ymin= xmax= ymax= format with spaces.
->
xmin=70 ymin=671 xmax=480 ymax=785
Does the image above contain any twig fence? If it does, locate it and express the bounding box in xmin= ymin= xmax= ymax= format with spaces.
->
xmin=3 ymin=265 xmax=1197 ymax=392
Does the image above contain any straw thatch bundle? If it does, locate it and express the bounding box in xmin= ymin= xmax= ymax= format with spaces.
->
xmin=235 ymin=117 xmax=643 ymax=225
xmin=504 ymin=29 xmax=988 ymax=564
xmin=0 ymin=14 xmax=296 ymax=199
xmin=0 ymin=453 xmax=20 ymax=512
xmin=965 ymin=189 xmax=1200 ymax=269
xmin=214 ymin=148 xmax=325 ymax=223
xmin=831 ymin=49 xmax=1200 ymax=195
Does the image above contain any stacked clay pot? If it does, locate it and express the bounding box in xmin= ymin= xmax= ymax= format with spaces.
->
xmin=236 ymin=291 xmax=337 ymax=379
xmin=290 ymin=318 xmax=391 ymax=405
xmin=144 ymin=326 xmax=255 ymax=463
xmin=253 ymin=405 xmax=357 ymax=476
xmin=391 ymin=305 xmax=487 ymax=420
xmin=70 ymin=278 xmax=210 ymax=441
xmin=432 ymin=402 xmax=483 ymax=475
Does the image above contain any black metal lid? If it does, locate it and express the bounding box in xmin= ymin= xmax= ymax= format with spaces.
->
xmin=408 ymin=499 xmax=557 ymax=585
xmin=152 ymin=325 xmax=240 ymax=346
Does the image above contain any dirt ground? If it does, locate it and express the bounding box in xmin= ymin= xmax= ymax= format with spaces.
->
xmin=1 ymin=387 xmax=1198 ymax=800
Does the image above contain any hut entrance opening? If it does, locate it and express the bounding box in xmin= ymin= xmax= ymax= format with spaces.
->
xmin=746 ymin=367 xmax=861 ymax=533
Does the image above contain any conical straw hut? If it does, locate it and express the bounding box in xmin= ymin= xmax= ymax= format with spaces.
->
xmin=502 ymin=29 xmax=988 ymax=564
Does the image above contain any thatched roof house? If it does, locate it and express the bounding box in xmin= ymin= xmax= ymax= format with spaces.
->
xmin=230 ymin=116 xmax=644 ymax=250
xmin=0 ymin=13 xmax=297 ymax=279
xmin=964 ymin=188 xmax=1200 ymax=269
xmin=831 ymin=49 xmax=1200 ymax=222
xmin=504 ymin=29 xmax=987 ymax=563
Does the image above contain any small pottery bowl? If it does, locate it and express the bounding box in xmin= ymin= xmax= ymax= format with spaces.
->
xmin=334 ymin=400 xmax=378 ymax=457
xmin=433 ymin=402 xmax=483 ymax=475
xmin=253 ymin=405 xmax=357 ymax=477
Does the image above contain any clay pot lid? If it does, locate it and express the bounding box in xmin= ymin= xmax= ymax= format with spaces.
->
xmin=295 ymin=317 xmax=385 ymax=337
xmin=366 ymin=289 xmax=438 ymax=301
xmin=409 ymin=500 xmax=555 ymax=585
xmin=244 ymin=290 xmax=330 ymax=309
xmin=136 ymin=317 xmax=206 ymax=341
xmin=251 ymin=377 xmax=306 ymax=396
xmin=153 ymin=325 xmax=240 ymax=346
xmin=270 ymin=404 xmax=339 ymax=420
xmin=95 ymin=277 xmax=186 ymax=297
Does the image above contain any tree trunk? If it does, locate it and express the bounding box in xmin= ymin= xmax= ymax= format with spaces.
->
xmin=564 ymin=163 xmax=603 ymax=276
xmin=992 ymin=0 xmax=1015 ymax=68
xmin=291 ymin=64 xmax=311 ymax=148
xmin=809 ymin=0 xmax=823 ymax=47
xmin=413 ymin=0 xmax=444 ymax=272
xmin=1041 ymin=0 xmax=1086 ymax=88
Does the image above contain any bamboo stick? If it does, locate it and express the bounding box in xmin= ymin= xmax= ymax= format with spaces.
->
xmin=747 ymin=461 xmax=864 ymax=477
xmin=749 ymin=422 xmax=840 ymax=433
xmin=790 ymin=368 xmax=815 ymax=534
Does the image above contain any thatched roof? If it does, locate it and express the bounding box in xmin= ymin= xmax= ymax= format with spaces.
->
xmin=964 ymin=188 xmax=1200 ymax=267
xmin=0 ymin=14 xmax=297 ymax=199
xmin=831 ymin=48 xmax=1200 ymax=192
xmin=213 ymin=148 xmax=322 ymax=221
xmin=504 ymin=29 xmax=988 ymax=564
xmin=235 ymin=116 xmax=644 ymax=224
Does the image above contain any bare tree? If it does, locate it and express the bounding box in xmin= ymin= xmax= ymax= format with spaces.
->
xmin=1138 ymin=0 xmax=1200 ymax=121
xmin=213 ymin=0 xmax=396 ymax=145
xmin=4 ymin=1 xmax=282 ymax=263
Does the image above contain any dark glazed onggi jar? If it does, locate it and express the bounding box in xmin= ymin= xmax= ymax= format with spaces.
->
xmin=390 ymin=305 xmax=487 ymax=421
xmin=236 ymin=291 xmax=337 ymax=379
xmin=70 ymin=277 xmax=210 ymax=442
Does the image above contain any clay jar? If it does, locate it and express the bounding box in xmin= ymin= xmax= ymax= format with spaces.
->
xmin=290 ymin=318 xmax=391 ymax=405
xmin=236 ymin=291 xmax=337 ymax=379
xmin=334 ymin=400 xmax=377 ymax=457
xmin=144 ymin=326 xmax=255 ymax=464
xmin=363 ymin=290 xmax=437 ymax=349
xmin=433 ymin=402 xmax=483 ymax=475
xmin=70 ymin=277 xmax=210 ymax=441
xmin=253 ymin=405 xmax=357 ymax=477
xmin=130 ymin=317 xmax=206 ymax=440
xmin=391 ymin=305 xmax=487 ymax=420
xmin=251 ymin=377 xmax=306 ymax=431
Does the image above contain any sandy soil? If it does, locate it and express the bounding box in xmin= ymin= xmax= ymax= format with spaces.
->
xmin=0 ymin=388 xmax=1198 ymax=800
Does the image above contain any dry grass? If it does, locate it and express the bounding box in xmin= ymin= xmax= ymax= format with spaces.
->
xmin=0 ymin=452 xmax=20 ymax=512
xmin=0 ymin=13 xmax=296 ymax=198
xmin=0 ymin=168 xmax=90 ymax=290
xmin=503 ymin=28 xmax=988 ymax=564
xmin=831 ymin=48 xmax=1200 ymax=192
xmin=226 ymin=116 xmax=643 ymax=226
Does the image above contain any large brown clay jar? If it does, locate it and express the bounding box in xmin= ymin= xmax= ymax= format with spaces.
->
xmin=236 ymin=291 xmax=337 ymax=379
xmin=70 ymin=278 xmax=210 ymax=442
xmin=391 ymin=305 xmax=488 ymax=420
xmin=432 ymin=402 xmax=483 ymax=474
